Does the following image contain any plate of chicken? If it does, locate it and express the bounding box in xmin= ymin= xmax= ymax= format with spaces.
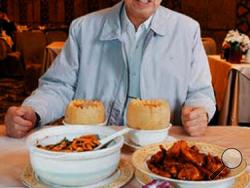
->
xmin=132 ymin=140 xmax=247 ymax=188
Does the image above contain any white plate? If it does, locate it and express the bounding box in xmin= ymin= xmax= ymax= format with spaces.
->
xmin=132 ymin=141 xmax=248 ymax=188
xmin=38 ymin=169 xmax=120 ymax=188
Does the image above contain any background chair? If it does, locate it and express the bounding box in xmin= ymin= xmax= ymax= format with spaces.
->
xmin=45 ymin=30 xmax=67 ymax=44
xmin=15 ymin=31 xmax=46 ymax=93
xmin=0 ymin=38 xmax=24 ymax=78
xmin=202 ymin=37 xmax=217 ymax=55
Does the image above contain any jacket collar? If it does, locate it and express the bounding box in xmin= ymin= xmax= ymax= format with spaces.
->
xmin=150 ymin=6 xmax=170 ymax=36
xmin=99 ymin=2 xmax=123 ymax=41
xmin=99 ymin=1 xmax=170 ymax=41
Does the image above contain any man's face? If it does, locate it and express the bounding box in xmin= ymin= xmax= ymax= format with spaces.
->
xmin=124 ymin=0 xmax=162 ymax=19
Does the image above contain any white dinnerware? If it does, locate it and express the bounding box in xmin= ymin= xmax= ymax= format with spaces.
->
xmin=26 ymin=125 xmax=124 ymax=187
xmin=127 ymin=124 xmax=172 ymax=146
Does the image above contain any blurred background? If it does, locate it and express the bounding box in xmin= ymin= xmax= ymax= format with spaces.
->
xmin=1 ymin=0 xmax=249 ymax=52
xmin=0 ymin=0 xmax=250 ymax=125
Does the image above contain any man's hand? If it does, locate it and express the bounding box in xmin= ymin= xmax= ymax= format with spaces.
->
xmin=4 ymin=106 xmax=37 ymax=138
xmin=181 ymin=106 xmax=208 ymax=136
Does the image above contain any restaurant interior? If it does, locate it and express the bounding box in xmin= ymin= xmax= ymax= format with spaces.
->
xmin=0 ymin=0 xmax=250 ymax=187
xmin=0 ymin=0 xmax=250 ymax=126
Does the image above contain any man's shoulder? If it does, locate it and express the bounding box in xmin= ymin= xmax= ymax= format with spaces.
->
xmin=72 ymin=2 xmax=123 ymax=27
xmin=70 ymin=8 xmax=108 ymax=27
xmin=68 ymin=3 xmax=122 ymax=38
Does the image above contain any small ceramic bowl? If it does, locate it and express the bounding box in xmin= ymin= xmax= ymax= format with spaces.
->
xmin=26 ymin=125 xmax=123 ymax=187
xmin=127 ymin=124 xmax=172 ymax=146
xmin=62 ymin=119 xmax=107 ymax=126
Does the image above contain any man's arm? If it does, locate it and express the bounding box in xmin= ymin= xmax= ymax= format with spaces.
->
xmin=184 ymin=23 xmax=216 ymax=122
xmin=182 ymin=23 xmax=216 ymax=136
xmin=5 ymin=106 xmax=36 ymax=138
xmin=22 ymin=19 xmax=82 ymax=125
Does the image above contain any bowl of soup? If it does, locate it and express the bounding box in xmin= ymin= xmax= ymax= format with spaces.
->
xmin=26 ymin=125 xmax=124 ymax=187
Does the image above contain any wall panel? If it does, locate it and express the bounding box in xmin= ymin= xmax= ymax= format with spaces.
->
xmin=0 ymin=0 xmax=249 ymax=50
xmin=57 ymin=0 xmax=65 ymax=23
xmin=33 ymin=0 xmax=40 ymax=24
xmin=6 ymin=0 xmax=19 ymax=22
xmin=207 ymin=0 xmax=236 ymax=30
xmin=182 ymin=0 xmax=208 ymax=29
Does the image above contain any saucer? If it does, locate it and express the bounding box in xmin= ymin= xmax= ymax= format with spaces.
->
xmin=21 ymin=159 xmax=134 ymax=188
xmin=135 ymin=170 xmax=250 ymax=188
xmin=124 ymin=134 xmax=176 ymax=150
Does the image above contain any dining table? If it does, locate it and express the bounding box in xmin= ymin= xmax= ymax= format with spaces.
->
xmin=41 ymin=41 xmax=65 ymax=74
xmin=0 ymin=124 xmax=250 ymax=188
xmin=208 ymin=55 xmax=250 ymax=126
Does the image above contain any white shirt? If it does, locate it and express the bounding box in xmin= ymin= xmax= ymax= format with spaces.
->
xmin=121 ymin=6 xmax=153 ymax=98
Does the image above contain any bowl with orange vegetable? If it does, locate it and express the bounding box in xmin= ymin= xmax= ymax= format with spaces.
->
xmin=26 ymin=125 xmax=123 ymax=187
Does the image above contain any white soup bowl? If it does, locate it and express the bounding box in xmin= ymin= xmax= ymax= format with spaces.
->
xmin=26 ymin=125 xmax=124 ymax=187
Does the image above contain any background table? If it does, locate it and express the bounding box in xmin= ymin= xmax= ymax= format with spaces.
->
xmin=0 ymin=125 xmax=249 ymax=187
xmin=41 ymin=41 xmax=65 ymax=74
xmin=208 ymin=55 xmax=250 ymax=125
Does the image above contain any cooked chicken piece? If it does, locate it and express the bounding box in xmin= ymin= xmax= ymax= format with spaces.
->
xmin=197 ymin=165 xmax=212 ymax=177
xmin=147 ymin=161 xmax=172 ymax=178
xmin=163 ymin=159 xmax=182 ymax=177
xmin=150 ymin=150 xmax=165 ymax=164
xmin=206 ymin=154 xmax=223 ymax=172
xmin=181 ymin=142 xmax=206 ymax=166
xmin=167 ymin=140 xmax=183 ymax=157
xmin=167 ymin=140 xmax=187 ymax=155
xmin=205 ymin=154 xmax=230 ymax=179
xmin=146 ymin=141 xmax=230 ymax=181
xmin=177 ymin=163 xmax=203 ymax=181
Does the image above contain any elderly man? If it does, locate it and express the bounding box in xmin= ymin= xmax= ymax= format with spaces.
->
xmin=5 ymin=0 xmax=215 ymax=138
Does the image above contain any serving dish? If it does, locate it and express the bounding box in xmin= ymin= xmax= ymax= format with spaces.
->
xmin=132 ymin=141 xmax=247 ymax=188
xmin=26 ymin=125 xmax=123 ymax=187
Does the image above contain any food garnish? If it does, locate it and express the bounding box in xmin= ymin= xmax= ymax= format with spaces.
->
xmin=142 ymin=179 xmax=173 ymax=188
xmin=37 ymin=134 xmax=100 ymax=152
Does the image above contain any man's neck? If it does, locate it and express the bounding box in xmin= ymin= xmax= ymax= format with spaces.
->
xmin=125 ymin=9 xmax=151 ymax=30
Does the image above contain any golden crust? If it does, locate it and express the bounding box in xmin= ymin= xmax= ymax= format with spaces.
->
xmin=64 ymin=99 xmax=105 ymax=124
xmin=127 ymin=99 xmax=170 ymax=130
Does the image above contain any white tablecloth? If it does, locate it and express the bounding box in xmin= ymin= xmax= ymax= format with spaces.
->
xmin=41 ymin=41 xmax=65 ymax=74
xmin=0 ymin=125 xmax=250 ymax=187
xmin=208 ymin=55 xmax=250 ymax=125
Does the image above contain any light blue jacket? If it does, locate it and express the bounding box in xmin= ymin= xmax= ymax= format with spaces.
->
xmin=23 ymin=2 xmax=215 ymax=126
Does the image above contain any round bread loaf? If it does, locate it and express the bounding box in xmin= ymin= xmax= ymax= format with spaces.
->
xmin=64 ymin=99 xmax=105 ymax=124
xmin=127 ymin=99 xmax=170 ymax=130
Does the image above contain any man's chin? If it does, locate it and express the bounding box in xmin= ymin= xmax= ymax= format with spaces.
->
xmin=134 ymin=8 xmax=154 ymax=18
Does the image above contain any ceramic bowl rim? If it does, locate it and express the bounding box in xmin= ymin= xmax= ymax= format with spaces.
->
xmin=126 ymin=123 xmax=172 ymax=133
xmin=26 ymin=125 xmax=124 ymax=160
